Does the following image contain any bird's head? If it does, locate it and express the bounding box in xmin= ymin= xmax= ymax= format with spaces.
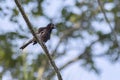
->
xmin=47 ymin=23 xmax=55 ymax=29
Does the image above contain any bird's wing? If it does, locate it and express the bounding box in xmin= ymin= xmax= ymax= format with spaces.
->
xmin=38 ymin=27 xmax=46 ymax=33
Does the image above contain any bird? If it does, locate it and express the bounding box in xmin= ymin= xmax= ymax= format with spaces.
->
xmin=20 ymin=23 xmax=55 ymax=49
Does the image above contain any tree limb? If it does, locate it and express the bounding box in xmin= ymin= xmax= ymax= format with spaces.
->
xmin=48 ymin=40 xmax=99 ymax=78
xmin=14 ymin=0 xmax=63 ymax=80
xmin=97 ymin=0 xmax=120 ymax=47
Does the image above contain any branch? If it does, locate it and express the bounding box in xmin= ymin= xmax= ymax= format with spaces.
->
xmin=97 ymin=0 xmax=120 ymax=47
xmin=48 ymin=40 xmax=98 ymax=78
xmin=97 ymin=0 xmax=112 ymax=30
xmin=14 ymin=0 xmax=63 ymax=80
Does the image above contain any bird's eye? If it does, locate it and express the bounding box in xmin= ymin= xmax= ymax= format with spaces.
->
xmin=41 ymin=31 xmax=44 ymax=34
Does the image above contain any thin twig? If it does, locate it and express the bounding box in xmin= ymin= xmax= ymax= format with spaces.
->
xmin=14 ymin=0 xmax=63 ymax=80
xmin=97 ymin=0 xmax=120 ymax=47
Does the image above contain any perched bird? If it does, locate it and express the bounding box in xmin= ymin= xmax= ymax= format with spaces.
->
xmin=20 ymin=23 xmax=55 ymax=49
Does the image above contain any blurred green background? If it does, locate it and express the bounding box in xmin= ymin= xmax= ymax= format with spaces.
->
xmin=0 ymin=0 xmax=120 ymax=80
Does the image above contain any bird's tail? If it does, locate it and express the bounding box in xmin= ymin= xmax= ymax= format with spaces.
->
xmin=20 ymin=39 xmax=33 ymax=49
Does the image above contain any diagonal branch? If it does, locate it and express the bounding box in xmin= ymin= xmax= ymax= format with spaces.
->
xmin=97 ymin=0 xmax=113 ymax=30
xmin=14 ymin=0 xmax=63 ymax=80
xmin=97 ymin=0 xmax=120 ymax=47
xmin=48 ymin=40 xmax=99 ymax=78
